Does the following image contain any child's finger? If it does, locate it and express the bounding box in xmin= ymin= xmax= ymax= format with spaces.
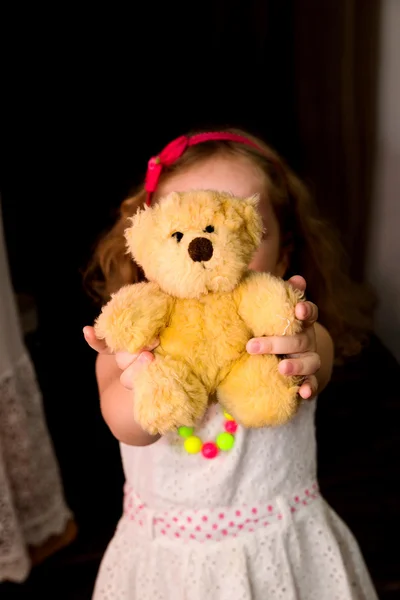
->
xmin=83 ymin=326 xmax=111 ymax=354
xmin=120 ymin=351 xmax=154 ymax=390
xmin=116 ymin=351 xmax=141 ymax=370
xmin=287 ymin=275 xmax=307 ymax=293
xmin=278 ymin=352 xmax=321 ymax=377
xmin=295 ymin=301 xmax=319 ymax=326
xmin=247 ymin=332 xmax=312 ymax=355
xmin=298 ymin=375 xmax=318 ymax=400
xmin=116 ymin=339 xmax=160 ymax=370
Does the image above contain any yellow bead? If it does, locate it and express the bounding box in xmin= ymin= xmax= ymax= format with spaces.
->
xmin=223 ymin=411 xmax=234 ymax=421
xmin=184 ymin=436 xmax=202 ymax=454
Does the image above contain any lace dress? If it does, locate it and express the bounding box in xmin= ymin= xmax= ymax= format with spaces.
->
xmin=93 ymin=399 xmax=378 ymax=599
xmin=0 ymin=202 xmax=72 ymax=582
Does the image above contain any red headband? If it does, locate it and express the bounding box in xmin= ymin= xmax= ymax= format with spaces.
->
xmin=144 ymin=132 xmax=265 ymax=206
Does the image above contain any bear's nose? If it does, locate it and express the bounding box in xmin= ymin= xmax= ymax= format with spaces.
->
xmin=188 ymin=237 xmax=213 ymax=262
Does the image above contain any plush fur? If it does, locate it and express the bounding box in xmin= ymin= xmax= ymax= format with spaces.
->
xmin=95 ymin=190 xmax=304 ymax=435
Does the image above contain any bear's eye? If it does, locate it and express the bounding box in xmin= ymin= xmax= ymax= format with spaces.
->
xmin=204 ymin=225 xmax=214 ymax=233
xmin=172 ymin=231 xmax=183 ymax=242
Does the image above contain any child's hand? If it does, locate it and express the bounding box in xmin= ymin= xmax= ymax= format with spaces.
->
xmin=83 ymin=326 xmax=158 ymax=390
xmin=246 ymin=275 xmax=320 ymax=400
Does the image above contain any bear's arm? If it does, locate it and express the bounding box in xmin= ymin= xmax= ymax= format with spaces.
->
xmin=233 ymin=271 xmax=304 ymax=337
xmin=94 ymin=282 xmax=173 ymax=353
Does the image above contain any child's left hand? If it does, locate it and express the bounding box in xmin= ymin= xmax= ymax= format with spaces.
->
xmin=246 ymin=275 xmax=321 ymax=400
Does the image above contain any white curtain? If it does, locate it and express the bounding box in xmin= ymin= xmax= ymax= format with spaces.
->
xmin=0 ymin=199 xmax=72 ymax=582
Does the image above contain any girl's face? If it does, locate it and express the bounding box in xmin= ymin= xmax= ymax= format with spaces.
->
xmin=155 ymin=154 xmax=288 ymax=278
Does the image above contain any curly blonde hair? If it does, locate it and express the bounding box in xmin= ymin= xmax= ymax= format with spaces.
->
xmin=84 ymin=127 xmax=374 ymax=360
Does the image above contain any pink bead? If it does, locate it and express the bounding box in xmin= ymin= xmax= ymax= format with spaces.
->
xmin=225 ymin=420 xmax=238 ymax=434
xmin=202 ymin=442 xmax=218 ymax=459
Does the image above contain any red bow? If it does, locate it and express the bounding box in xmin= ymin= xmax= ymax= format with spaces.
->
xmin=144 ymin=132 xmax=268 ymax=206
xmin=145 ymin=135 xmax=189 ymax=205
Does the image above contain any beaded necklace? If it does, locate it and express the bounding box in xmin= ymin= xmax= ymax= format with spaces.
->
xmin=178 ymin=410 xmax=238 ymax=459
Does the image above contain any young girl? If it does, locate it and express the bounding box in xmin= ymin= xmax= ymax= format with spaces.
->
xmin=83 ymin=128 xmax=378 ymax=599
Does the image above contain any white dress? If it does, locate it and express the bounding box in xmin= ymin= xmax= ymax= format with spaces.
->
xmin=0 ymin=201 xmax=72 ymax=582
xmin=93 ymin=400 xmax=378 ymax=599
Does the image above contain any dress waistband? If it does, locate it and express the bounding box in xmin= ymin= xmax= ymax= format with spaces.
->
xmin=123 ymin=483 xmax=320 ymax=543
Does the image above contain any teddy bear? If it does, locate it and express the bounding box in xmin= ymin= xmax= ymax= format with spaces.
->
xmin=94 ymin=190 xmax=304 ymax=435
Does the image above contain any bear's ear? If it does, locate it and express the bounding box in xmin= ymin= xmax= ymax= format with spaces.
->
xmin=242 ymin=194 xmax=260 ymax=210
xmin=124 ymin=205 xmax=155 ymax=265
xmin=241 ymin=194 xmax=263 ymax=248
xmin=157 ymin=191 xmax=181 ymax=209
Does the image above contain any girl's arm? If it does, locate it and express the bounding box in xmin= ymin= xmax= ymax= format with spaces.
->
xmin=85 ymin=326 xmax=160 ymax=446
xmin=313 ymin=321 xmax=334 ymax=394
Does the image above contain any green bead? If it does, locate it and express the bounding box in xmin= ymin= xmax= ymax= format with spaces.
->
xmin=216 ymin=432 xmax=235 ymax=451
xmin=184 ymin=436 xmax=202 ymax=454
xmin=178 ymin=426 xmax=194 ymax=438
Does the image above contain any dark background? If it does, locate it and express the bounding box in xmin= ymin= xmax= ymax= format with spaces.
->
xmin=1 ymin=1 xmax=399 ymax=598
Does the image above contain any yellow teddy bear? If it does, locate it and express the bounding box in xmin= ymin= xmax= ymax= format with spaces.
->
xmin=95 ymin=190 xmax=304 ymax=435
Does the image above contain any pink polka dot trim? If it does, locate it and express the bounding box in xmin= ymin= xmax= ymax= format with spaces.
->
xmin=123 ymin=483 xmax=320 ymax=543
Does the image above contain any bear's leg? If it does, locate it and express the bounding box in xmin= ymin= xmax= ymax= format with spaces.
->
xmin=217 ymin=354 xmax=301 ymax=428
xmin=133 ymin=355 xmax=208 ymax=435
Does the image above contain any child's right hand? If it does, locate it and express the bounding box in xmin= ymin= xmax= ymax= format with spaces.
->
xmin=83 ymin=326 xmax=158 ymax=390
